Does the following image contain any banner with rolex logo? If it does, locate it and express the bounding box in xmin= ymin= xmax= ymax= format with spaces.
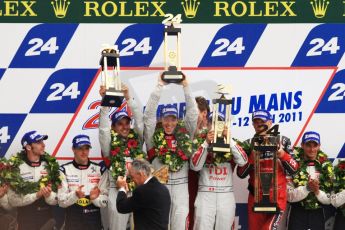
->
xmin=1 ymin=1 xmax=345 ymax=229
xmin=0 ymin=0 xmax=344 ymax=22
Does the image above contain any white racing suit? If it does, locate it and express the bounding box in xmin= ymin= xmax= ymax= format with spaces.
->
xmin=99 ymin=97 xmax=144 ymax=230
xmin=58 ymin=160 xmax=109 ymax=230
xmin=144 ymin=84 xmax=198 ymax=230
xmin=287 ymin=163 xmax=331 ymax=229
xmin=190 ymin=139 xmax=248 ymax=230
xmin=7 ymin=157 xmax=57 ymax=230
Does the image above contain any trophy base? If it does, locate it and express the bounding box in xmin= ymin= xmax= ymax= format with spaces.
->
xmin=209 ymin=143 xmax=231 ymax=153
xmin=253 ymin=203 xmax=280 ymax=213
xmin=101 ymin=90 xmax=124 ymax=107
xmin=162 ymin=70 xmax=184 ymax=84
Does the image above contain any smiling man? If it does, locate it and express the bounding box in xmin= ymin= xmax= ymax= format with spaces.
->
xmin=287 ymin=131 xmax=333 ymax=230
xmin=144 ymin=74 xmax=198 ymax=230
xmin=237 ymin=110 xmax=298 ymax=230
xmin=58 ymin=134 xmax=109 ymax=230
xmin=7 ymin=131 xmax=58 ymax=230
xmin=98 ymin=84 xmax=145 ymax=230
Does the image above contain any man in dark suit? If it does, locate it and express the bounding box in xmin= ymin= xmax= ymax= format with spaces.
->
xmin=116 ymin=159 xmax=171 ymax=230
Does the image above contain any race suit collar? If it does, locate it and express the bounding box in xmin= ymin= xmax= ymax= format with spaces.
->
xmin=72 ymin=159 xmax=91 ymax=170
xmin=23 ymin=153 xmax=42 ymax=167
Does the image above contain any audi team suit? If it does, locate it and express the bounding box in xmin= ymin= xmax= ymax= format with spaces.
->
xmin=190 ymin=138 xmax=247 ymax=230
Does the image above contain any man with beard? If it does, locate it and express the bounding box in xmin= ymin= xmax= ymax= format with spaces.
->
xmin=99 ymin=84 xmax=144 ymax=230
xmin=8 ymin=131 xmax=58 ymax=230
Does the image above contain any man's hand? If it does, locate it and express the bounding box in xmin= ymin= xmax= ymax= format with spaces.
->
xmin=158 ymin=73 xmax=167 ymax=86
xmin=277 ymin=148 xmax=285 ymax=158
xmin=90 ymin=186 xmax=101 ymax=200
xmin=122 ymin=84 xmax=130 ymax=101
xmin=222 ymin=125 xmax=228 ymax=139
xmin=116 ymin=176 xmax=128 ymax=190
xmin=277 ymin=140 xmax=286 ymax=158
xmin=42 ymin=185 xmax=52 ymax=198
xmin=99 ymin=86 xmax=106 ymax=98
xmin=206 ymin=130 xmax=215 ymax=144
xmin=36 ymin=185 xmax=51 ymax=198
xmin=308 ymin=179 xmax=320 ymax=195
xmin=75 ymin=185 xmax=85 ymax=199
xmin=179 ymin=76 xmax=188 ymax=88
xmin=0 ymin=184 xmax=9 ymax=198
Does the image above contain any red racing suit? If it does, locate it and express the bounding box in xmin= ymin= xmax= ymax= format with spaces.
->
xmin=236 ymin=135 xmax=298 ymax=230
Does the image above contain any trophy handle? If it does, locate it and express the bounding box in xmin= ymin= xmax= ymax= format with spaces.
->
xmin=177 ymin=31 xmax=181 ymax=71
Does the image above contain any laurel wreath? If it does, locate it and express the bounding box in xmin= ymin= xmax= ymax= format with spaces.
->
xmin=2 ymin=151 xmax=61 ymax=195
xmin=108 ymin=129 xmax=145 ymax=191
xmin=151 ymin=121 xmax=192 ymax=172
xmin=292 ymin=147 xmax=333 ymax=210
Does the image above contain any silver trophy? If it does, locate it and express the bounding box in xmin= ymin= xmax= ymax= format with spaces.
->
xmin=161 ymin=22 xmax=184 ymax=83
xmin=100 ymin=45 xmax=124 ymax=107
xmin=209 ymin=85 xmax=232 ymax=153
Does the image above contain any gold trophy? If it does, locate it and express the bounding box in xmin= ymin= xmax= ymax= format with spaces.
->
xmin=252 ymin=124 xmax=280 ymax=213
xmin=161 ymin=21 xmax=184 ymax=83
xmin=99 ymin=45 xmax=124 ymax=107
xmin=209 ymin=84 xmax=232 ymax=153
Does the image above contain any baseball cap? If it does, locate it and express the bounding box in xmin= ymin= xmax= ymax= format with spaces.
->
xmin=252 ymin=109 xmax=272 ymax=122
xmin=161 ymin=106 xmax=178 ymax=118
xmin=111 ymin=110 xmax=131 ymax=124
xmin=302 ymin=131 xmax=320 ymax=144
xmin=21 ymin=131 xmax=48 ymax=147
xmin=72 ymin=134 xmax=92 ymax=149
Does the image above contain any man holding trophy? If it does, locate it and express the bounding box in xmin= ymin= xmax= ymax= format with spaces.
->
xmin=143 ymin=19 xmax=198 ymax=230
xmin=98 ymin=45 xmax=145 ymax=230
xmin=237 ymin=110 xmax=298 ymax=230
xmin=144 ymin=73 xmax=198 ymax=229
xmin=190 ymin=86 xmax=248 ymax=230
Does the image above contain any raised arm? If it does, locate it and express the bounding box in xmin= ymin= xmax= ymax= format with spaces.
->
xmin=182 ymin=79 xmax=198 ymax=138
xmin=144 ymin=79 xmax=164 ymax=150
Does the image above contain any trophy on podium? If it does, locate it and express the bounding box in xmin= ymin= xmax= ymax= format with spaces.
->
xmin=161 ymin=21 xmax=184 ymax=83
xmin=209 ymin=84 xmax=233 ymax=153
xmin=252 ymin=124 xmax=281 ymax=213
xmin=99 ymin=45 xmax=124 ymax=107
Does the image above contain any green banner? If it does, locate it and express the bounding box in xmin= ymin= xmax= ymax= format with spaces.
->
xmin=0 ymin=0 xmax=344 ymax=23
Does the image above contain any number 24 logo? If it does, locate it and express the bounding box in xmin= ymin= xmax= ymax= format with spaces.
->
xmin=25 ymin=37 xmax=59 ymax=56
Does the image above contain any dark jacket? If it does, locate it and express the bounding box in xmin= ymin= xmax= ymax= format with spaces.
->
xmin=116 ymin=176 xmax=171 ymax=230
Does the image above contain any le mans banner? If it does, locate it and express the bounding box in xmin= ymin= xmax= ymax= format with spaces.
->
xmin=1 ymin=1 xmax=345 ymax=229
